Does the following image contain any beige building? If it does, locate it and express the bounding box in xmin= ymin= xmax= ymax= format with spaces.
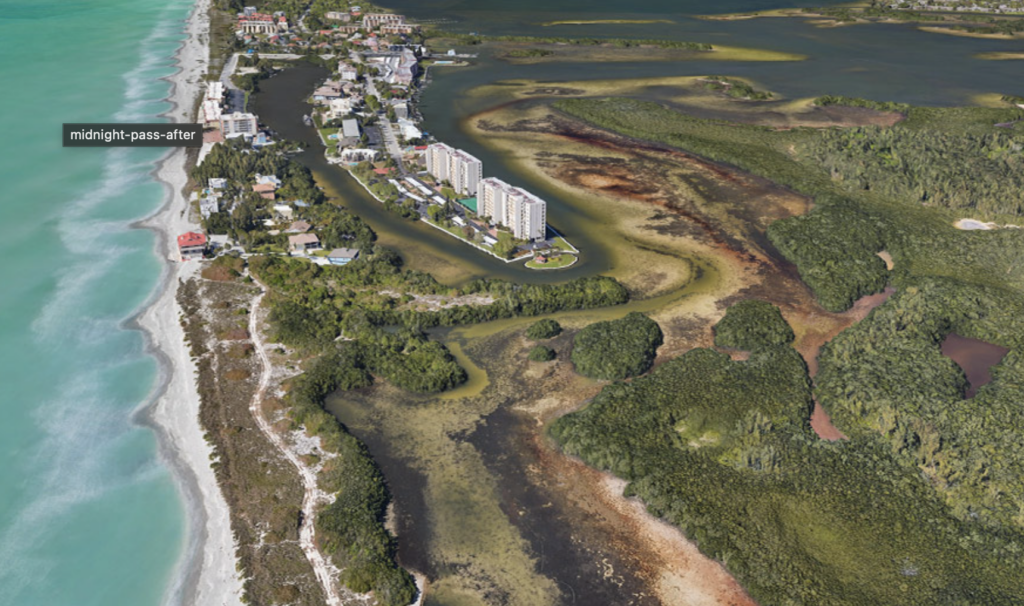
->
xmin=362 ymin=12 xmax=405 ymax=29
xmin=380 ymin=23 xmax=419 ymax=35
xmin=220 ymin=112 xmax=258 ymax=138
xmin=238 ymin=14 xmax=277 ymax=34
xmin=288 ymin=233 xmax=320 ymax=252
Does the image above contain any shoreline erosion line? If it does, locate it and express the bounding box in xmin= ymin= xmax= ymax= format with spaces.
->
xmin=128 ymin=0 xmax=245 ymax=605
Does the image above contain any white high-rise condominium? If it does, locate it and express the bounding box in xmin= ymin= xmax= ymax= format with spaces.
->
xmin=479 ymin=177 xmax=547 ymax=241
xmin=425 ymin=142 xmax=454 ymax=182
xmin=447 ymin=149 xmax=482 ymax=196
xmin=480 ymin=177 xmax=513 ymax=225
xmin=511 ymin=188 xmax=546 ymax=241
xmin=425 ymin=143 xmax=483 ymax=196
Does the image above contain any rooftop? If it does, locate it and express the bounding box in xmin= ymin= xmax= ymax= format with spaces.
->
xmin=288 ymin=233 xmax=319 ymax=245
xmin=177 ymin=232 xmax=207 ymax=247
xmin=328 ymin=248 xmax=360 ymax=259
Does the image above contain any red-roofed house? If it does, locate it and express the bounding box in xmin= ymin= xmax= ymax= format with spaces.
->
xmin=253 ymin=182 xmax=277 ymax=200
xmin=373 ymin=167 xmax=393 ymax=175
xmin=177 ymin=232 xmax=207 ymax=261
xmin=238 ymin=13 xmax=277 ymax=34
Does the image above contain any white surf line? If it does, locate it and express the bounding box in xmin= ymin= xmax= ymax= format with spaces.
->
xmin=246 ymin=280 xmax=344 ymax=606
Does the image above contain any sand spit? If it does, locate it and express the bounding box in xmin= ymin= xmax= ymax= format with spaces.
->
xmin=131 ymin=0 xmax=245 ymax=604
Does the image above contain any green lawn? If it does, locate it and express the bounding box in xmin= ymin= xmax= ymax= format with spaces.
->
xmin=526 ymin=253 xmax=577 ymax=269
xmin=318 ymin=127 xmax=339 ymax=144
xmin=549 ymin=237 xmax=577 ymax=253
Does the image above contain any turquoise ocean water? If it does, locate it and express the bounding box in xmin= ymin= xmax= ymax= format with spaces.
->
xmin=0 ymin=1 xmax=194 ymax=605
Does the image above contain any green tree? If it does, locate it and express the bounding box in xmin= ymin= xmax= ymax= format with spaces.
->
xmin=714 ymin=300 xmax=795 ymax=350
xmin=572 ymin=312 xmax=663 ymax=380
xmin=526 ymin=318 xmax=562 ymax=340
xmin=528 ymin=345 xmax=556 ymax=362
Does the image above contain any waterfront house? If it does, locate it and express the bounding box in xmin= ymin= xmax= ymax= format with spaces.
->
xmin=362 ymin=12 xmax=405 ymax=29
xmin=338 ymin=64 xmax=359 ymax=81
xmin=177 ymin=232 xmax=207 ymax=261
xmin=288 ymin=233 xmax=320 ymax=253
xmin=313 ymin=81 xmax=344 ymax=103
xmin=253 ymin=182 xmax=277 ymax=201
xmin=255 ymin=174 xmax=282 ymax=187
xmin=397 ymin=118 xmax=421 ymax=141
xmin=329 ymin=97 xmax=356 ymax=119
xmin=340 ymin=119 xmax=361 ymax=146
xmin=199 ymin=197 xmax=219 ymax=219
xmin=327 ymin=248 xmax=360 ymax=265
xmin=203 ymin=129 xmax=225 ymax=144
xmin=272 ymin=204 xmax=294 ymax=220
xmin=286 ymin=220 xmax=312 ymax=233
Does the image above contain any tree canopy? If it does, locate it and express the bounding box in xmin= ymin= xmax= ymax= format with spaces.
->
xmin=571 ymin=312 xmax=663 ymax=380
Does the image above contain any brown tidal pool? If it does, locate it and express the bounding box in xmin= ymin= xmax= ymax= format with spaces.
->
xmin=940 ymin=333 xmax=1009 ymax=398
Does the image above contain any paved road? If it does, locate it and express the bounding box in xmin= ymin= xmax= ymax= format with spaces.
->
xmin=219 ymin=54 xmax=245 ymax=113
xmin=365 ymin=77 xmax=404 ymax=165
xmin=378 ymin=120 xmax=403 ymax=161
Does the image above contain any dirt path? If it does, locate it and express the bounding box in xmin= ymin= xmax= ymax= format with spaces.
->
xmin=247 ymin=280 xmax=345 ymax=606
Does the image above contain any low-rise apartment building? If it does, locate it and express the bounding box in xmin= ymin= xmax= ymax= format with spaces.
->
xmin=220 ymin=112 xmax=258 ymax=138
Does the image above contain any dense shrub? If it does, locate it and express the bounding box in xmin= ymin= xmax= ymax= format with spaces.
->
xmin=526 ymin=318 xmax=562 ymax=340
xmin=571 ymin=312 xmax=663 ymax=380
xmin=713 ymin=300 xmax=794 ymax=350
xmin=551 ymin=301 xmax=1024 ymax=606
xmin=528 ymin=345 xmax=556 ymax=362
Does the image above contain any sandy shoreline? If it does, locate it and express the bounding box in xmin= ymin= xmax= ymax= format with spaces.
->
xmin=128 ymin=0 xmax=245 ymax=605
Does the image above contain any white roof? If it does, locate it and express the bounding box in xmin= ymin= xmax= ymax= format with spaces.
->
xmin=328 ymin=247 xmax=359 ymax=259
xmin=342 ymin=119 xmax=360 ymax=138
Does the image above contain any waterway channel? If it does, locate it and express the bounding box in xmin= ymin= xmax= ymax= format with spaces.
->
xmin=252 ymin=64 xmax=614 ymax=284
xmin=249 ymin=19 xmax=1024 ymax=601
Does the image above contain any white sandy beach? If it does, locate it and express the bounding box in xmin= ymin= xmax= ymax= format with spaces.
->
xmin=132 ymin=0 xmax=245 ymax=605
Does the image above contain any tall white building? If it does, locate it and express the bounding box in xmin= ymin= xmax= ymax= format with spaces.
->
xmin=480 ymin=177 xmax=513 ymax=226
xmin=513 ymin=189 xmax=547 ymax=241
xmin=425 ymin=143 xmax=482 ymax=196
xmin=479 ymin=177 xmax=546 ymax=241
xmin=448 ymin=149 xmax=482 ymax=196
xmin=425 ymin=142 xmax=454 ymax=182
